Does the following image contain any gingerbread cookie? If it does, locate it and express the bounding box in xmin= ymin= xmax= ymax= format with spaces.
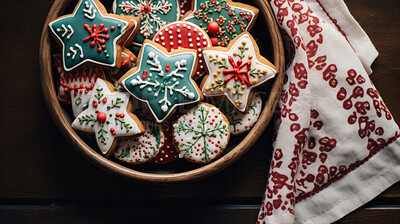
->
xmin=181 ymin=0 xmax=258 ymax=47
xmin=173 ymin=103 xmax=230 ymax=163
xmin=72 ymin=78 xmax=145 ymax=157
xmin=114 ymin=120 xmax=164 ymax=164
xmin=201 ymin=32 xmax=277 ymax=112
xmin=54 ymin=54 xmax=106 ymax=117
xmin=152 ymin=119 xmax=179 ymax=164
xmin=153 ymin=21 xmax=212 ymax=80
xmin=221 ymin=91 xmax=262 ymax=135
xmin=113 ymin=0 xmax=180 ymax=54
xmin=119 ymin=40 xmax=203 ymax=123
xmin=49 ymin=0 xmax=140 ymax=71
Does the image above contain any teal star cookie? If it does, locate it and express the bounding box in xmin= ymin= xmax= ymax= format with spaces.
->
xmin=49 ymin=0 xmax=140 ymax=71
xmin=119 ymin=40 xmax=203 ymax=123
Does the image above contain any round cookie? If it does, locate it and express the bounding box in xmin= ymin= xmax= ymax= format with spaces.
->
xmin=152 ymin=119 xmax=179 ymax=164
xmin=53 ymin=54 xmax=106 ymax=117
xmin=173 ymin=103 xmax=230 ymax=163
xmin=222 ymin=92 xmax=262 ymax=135
xmin=114 ymin=120 xmax=165 ymax=164
xmin=153 ymin=21 xmax=212 ymax=80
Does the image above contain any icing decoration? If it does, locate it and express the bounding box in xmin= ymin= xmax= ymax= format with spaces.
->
xmin=53 ymin=54 xmax=105 ymax=117
xmin=220 ymin=92 xmax=262 ymax=135
xmin=120 ymin=40 xmax=202 ymax=123
xmin=153 ymin=21 xmax=212 ymax=80
xmin=179 ymin=0 xmax=192 ymax=18
xmin=173 ymin=103 xmax=230 ymax=163
xmin=152 ymin=118 xmax=179 ymax=163
xmin=114 ymin=120 xmax=165 ymax=164
xmin=72 ymin=78 xmax=144 ymax=157
xmin=113 ymin=0 xmax=180 ymax=54
xmin=201 ymin=32 xmax=277 ymax=112
xmin=107 ymin=49 xmax=137 ymax=90
xmin=49 ymin=0 xmax=139 ymax=71
xmin=182 ymin=0 xmax=258 ymax=46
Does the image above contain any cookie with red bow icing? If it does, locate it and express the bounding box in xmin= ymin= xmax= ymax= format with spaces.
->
xmin=200 ymin=32 xmax=278 ymax=112
xmin=72 ymin=78 xmax=144 ymax=157
xmin=153 ymin=21 xmax=212 ymax=80
xmin=49 ymin=0 xmax=140 ymax=71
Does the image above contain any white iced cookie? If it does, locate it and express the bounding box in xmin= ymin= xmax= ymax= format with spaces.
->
xmin=173 ymin=103 xmax=230 ymax=163
xmin=114 ymin=120 xmax=165 ymax=164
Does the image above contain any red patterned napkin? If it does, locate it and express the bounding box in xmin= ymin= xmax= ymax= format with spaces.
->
xmin=257 ymin=0 xmax=400 ymax=223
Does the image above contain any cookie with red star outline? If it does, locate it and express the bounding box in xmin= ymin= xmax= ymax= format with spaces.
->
xmin=200 ymin=32 xmax=278 ymax=112
xmin=72 ymin=78 xmax=145 ymax=157
xmin=49 ymin=0 xmax=140 ymax=71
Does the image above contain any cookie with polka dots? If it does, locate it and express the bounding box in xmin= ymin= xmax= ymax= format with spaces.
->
xmin=221 ymin=92 xmax=262 ymax=135
xmin=53 ymin=54 xmax=106 ymax=117
xmin=173 ymin=103 xmax=230 ymax=163
xmin=181 ymin=0 xmax=259 ymax=47
xmin=153 ymin=21 xmax=212 ymax=80
xmin=114 ymin=120 xmax=165 ymax=164
xmin=200 ymin=32 xmax=278 ymax=113
xmin=49 ymin=0 xmax=140 ymax=71
xmin=72 ymin=78 xmax=145 ymax=157
xmin=152 ymin=118 xmax=179 ymax=164
xmin=179 ymin=0 xmax=192 ymax=18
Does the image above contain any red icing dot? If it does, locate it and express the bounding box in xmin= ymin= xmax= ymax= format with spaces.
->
xmin=229 ymin=11 xmax=233 ymax=16
xmin=97 ymin=112 xmax=107 ymax=123
xmin=165 ymin=64 xmax=170 ymax=72
xmin=240 ymin=11 xmax=244 ymax=16
xmin=116 ymin=113 xmax=120 ymax=117
xmin=221 ymin=43 xmax=226 ymax=47
xmin=111 ymin=26 xmax=115 ymax=31
xmin=142 ymin=70 xmax=148 ymax=79
xmin=202 ymin=5 xmax=206 ymax=9
xmin=211 ymin=0 xmax=216 ymax=4
xmin=203 ymin=15 xmax=207 ymax=19
xmin=120 ymin=113 xmax=125 ymax=118
xmin=207 ymin=21 xmax=220 ymax=35
xmin=102 ymin=98 xmax=107 ymax=103
xmin=215 ymin=150 xmax=218 ymax=153
xmin=194 ymin=11 xmax=199 ymax=15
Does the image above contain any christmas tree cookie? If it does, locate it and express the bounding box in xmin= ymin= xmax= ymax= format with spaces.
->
xmin=153 ymin=21 xmax=212 ymax=80
xmin=119 ymin=40 xmax=203 ymax=123
xmin=114 ymin=120 xmax=165 ymax=164
xmin=173 ymin=103 xmax=230 ymax=163
xmin=181 ymin=0 xmax=258 ymax=47
xmin=201 ymin=32 xmax=278 ymax=112
xmin=49 ymin=0 xmax=140 ymax=71
xmin=54 ymin=54 xmax=106 ymax=117
xmin=72 ymin=78 xmax=145 ymax=157
xmin=221 ymin=91 xmax=262 ymax=135
xmin=113 ymin=0 xmax=180 ymax=54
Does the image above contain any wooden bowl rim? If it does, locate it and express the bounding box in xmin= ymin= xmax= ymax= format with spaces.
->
xmin=39 ymin=0 xmax=285 ymax=183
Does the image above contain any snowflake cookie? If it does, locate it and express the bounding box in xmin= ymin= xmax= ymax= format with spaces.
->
xmin=173 ymin=103 xmax=230 ymax=163
xmin=113 ymin=0 xmax=180 ymax=54
xmin=72 ymin=78 xmax=145 ymax=157
xmin=153 ymin=21 xmax=212 ymax=80
xmin=152 ymin=119 xmax=179 ymax=164
xmin=221 ymin=92 xmax=262 ymax=135
xmin=54 ymin=55 xmax=106 ymax=117
xmin=181 ymin=0 xmax=258 ymax=47
xmin=119 ymin=40 xmax=203 ymax=123
xmin=114 ymin=120 xmax=165 ymax=164
xmin=201 ymin=32 xmax=278 ymax=112
xmin=49 ymin=0 xmax=140 ymax=71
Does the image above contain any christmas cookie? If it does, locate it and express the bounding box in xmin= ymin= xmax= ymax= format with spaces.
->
xmin=221 ymin=91 xmax=262 ymax=135
xmin=72 ymin=78 xmax=145 ymax=157
xmin=54 ymin=54 xmax=106 ymax=117
xmin=179 ymin=0 xmax=192 ymax=18
xmin=113 ymin=0 xmax=180 ymax=54
xmin=119 ymin=39 xmax=203 ymax=123
xmin=49 ymin=0 xmax=140 ymax=71
xmin=173 ymin=103 xmax=230 ymax=163
xmin=153 ymin=21 xmax=212 ymax=80
xmin=107 ymin=48 xmax=137 ymax=90
xmin=114 ymin=120 xmax=164 ymax=164
xmin=181 ymin=0 xmax=258 ymax=47
xmin=152 ymin=119 xmax=179 ymax=164
xmin=201 ymin=32 xmax=278 ymax=112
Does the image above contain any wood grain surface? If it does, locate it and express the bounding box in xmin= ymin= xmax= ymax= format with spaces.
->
xmin=0 ymin=0 xmax=399 ymax=223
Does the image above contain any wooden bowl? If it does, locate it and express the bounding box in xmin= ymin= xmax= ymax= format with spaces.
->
xmin=39 ymin=0 xmax=285 ymax=183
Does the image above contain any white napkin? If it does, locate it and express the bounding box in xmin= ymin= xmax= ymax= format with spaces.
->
xmin=257 ymin=0 xmax=400 ymax=223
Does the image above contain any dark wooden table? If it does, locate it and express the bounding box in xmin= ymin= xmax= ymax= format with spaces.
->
xmin=0 ymin=0 xmax=399 ymax=223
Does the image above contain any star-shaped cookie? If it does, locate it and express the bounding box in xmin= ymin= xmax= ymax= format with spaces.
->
xmin=49 ymin=0 xmax=140 ymax=71
xmin=119 ymin=40 xmax=203 ymax=123
xmin=72 ymin=78 xmax=144 ymax=157
xmin=201 ymin=32 xmax=278 ymax=112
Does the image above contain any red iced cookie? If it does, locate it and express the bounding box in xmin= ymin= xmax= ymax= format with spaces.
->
xmin=153 ymin=21 xmax=212 ymax=80
xmin=179 ymin=0 xmax=192 ymax=18
xmin=152 ymin=119 xmax=179 ymax=164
